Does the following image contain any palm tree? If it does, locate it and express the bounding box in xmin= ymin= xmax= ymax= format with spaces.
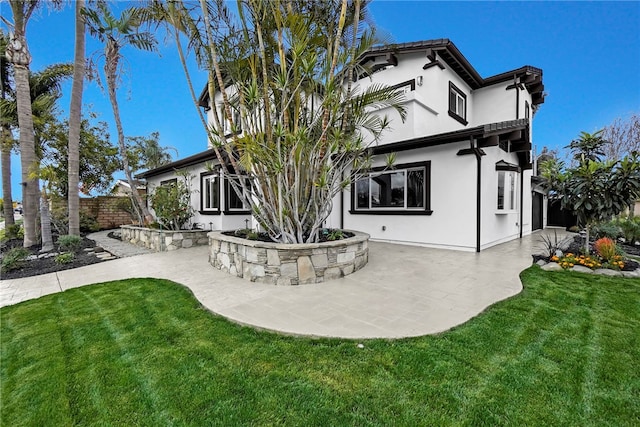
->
xmin=0 ymin=62 xmax=72 ymax=251
xmin=0 ymin=30 xmax=15 ymax=227
xmin=3 ymin=0 xmax=40 ymax=247
xmin=84 ymin=3 xmax=157 ymax=225
xmin=67 ymin=0 xmax=86 ymax=237
xmin=127 ymin=131 xmax=177 ymax=172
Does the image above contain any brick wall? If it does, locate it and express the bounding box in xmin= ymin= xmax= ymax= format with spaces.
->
xmin=79 ymin=196 xmax=137 ymax=230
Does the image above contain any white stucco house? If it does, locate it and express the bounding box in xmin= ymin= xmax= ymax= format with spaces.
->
xmin=138 ymin=39 xmax=546 ymax=252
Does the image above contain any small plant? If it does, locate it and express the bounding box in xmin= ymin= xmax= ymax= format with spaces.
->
xmin=1 ymin=248 xmax=30 ymax=273
xmin=150 ymin=178 xmax=194 ymax=230
xmin=4 ymin=224 xmax=23 ymax=241
xmin=551 ymin=253 xmax=602 ymax=270
xmin=57 ymin=234 xmax=82 ymax=253
xmin=602 ymin=255 xmax=625 ymax=271
xmin=593 ymin=237 xmax=618 ymax=261
xmin=538 ymin=230 xmax=566 ymax=257
xmin=617 ymin=218 xmax=640 ymax=243
xmin=54 ymin=252 xmax=75 ymax=265
xmin=325 ymin=229 xmax=344 ymax=241
xmin=80 ymin=212 xmax=100 ymax=232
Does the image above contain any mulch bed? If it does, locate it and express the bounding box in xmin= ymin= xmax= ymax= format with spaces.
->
xmin=1 ymin=236 xmax=107 ymax=280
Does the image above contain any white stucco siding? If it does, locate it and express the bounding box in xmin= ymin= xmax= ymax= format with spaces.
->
xmin=342 ymin=141 xmax=478 ymax=251
xmin=479 ymin=147 xmax=533 ymax=249
xmin=473 ymin=83 xmax=515 ymax=125
xmin=354 ymin=52 xmax=476 ymax=146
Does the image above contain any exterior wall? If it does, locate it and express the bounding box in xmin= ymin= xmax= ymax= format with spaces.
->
xmin=209 ymin=230 xmax=369 ymax=285
xmin=145 ymin=162 xmax=251 ymax=231
xmin=121 ymin=225 xmax=209 ymax=251
xmin=355 ymin=52 xmax=476 ymax=144
xmin=479 ymin=147 xmax=533 ymax=249
xmin=341 ymin=141 xmax=478 ymax=251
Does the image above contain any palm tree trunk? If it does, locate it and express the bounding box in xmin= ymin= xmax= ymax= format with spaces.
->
xmin=14 ymin=63 xmax=38 ymax=247
xmin=105 ymin=53 xmax=153 ymax=225
xmin=67 ymin=0 xmax=85 ymax=236
xmin=39 ymin=186 xmax=53 ymax=252
xmin=1 ymin=129 xmax=15 ymax=227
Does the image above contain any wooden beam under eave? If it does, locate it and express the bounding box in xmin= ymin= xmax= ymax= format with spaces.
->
xmin=386 ymin=53 xmax=398 ymax=66
xmin=528 ymin=83 xmax=544 ymax=93
xmin=505 ymin=130 xmax=522 ymax=141
xmin=425 ymin=48 xmax=437 ymax=61
xmin=479 ymin=135 xmax=499 ymax=147
xmin=510 ymin=142 xmax=532 ymax=152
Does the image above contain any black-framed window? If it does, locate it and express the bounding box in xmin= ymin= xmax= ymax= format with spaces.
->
xmin=200 ymin=171 xmax=220 ymax=214
xmin=448 ymin=81 xmax=468 ymax=125
xmin=160 ymin=178 xmax=177 ymax=187
xmin=224 ymin=177 xmax=251 ymax=214
xmin=525 ymin=101 xmax=530 ymax=120
xmin=351 ymin=161 xmax=432 ymax=215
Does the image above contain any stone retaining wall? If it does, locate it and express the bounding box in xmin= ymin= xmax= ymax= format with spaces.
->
xmin=121 ymin=225 xmax=209 ymax=252
xmin=209 ymin=231 xmax=369 ymax=285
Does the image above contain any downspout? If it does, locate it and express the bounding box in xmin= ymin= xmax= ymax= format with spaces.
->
xmin=340 ymin=170 xmax=344 ymax=229
xmin=514 ymin=74 xmax=520 ymax=119
xmin=519 ymin=172 xmax=524 ymax=238
xmin=475 ymin=145 xmax=482 ymax=253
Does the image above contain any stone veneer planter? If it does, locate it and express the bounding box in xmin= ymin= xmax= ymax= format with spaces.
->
xmin=121 ymin=225 xmax=210 ymax=252
xmin=208 ymin=230 xmax=369 ymax=285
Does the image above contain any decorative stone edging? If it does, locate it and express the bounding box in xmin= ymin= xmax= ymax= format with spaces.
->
xmin=536 ymin=260 xmax=640 ymax=278
xmin=208 ymin=230 xmax=369 ymax=285
xmin=121 ymin=225 xmax=209 ymax=252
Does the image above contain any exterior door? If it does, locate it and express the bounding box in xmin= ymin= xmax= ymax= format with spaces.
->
xmin=532 ymin=192 xmax=543 ymax=230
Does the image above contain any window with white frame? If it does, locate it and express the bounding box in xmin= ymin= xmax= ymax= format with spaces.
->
xmin=497 ymin=170 xmax=517 ymax=211
xmin=217 ymin=106 xmax=241 ymax=137
xmin=353 ymin=162 xmax=431 ymax=214
xmin=448 ymin=81 xmax=467 ymax=125
xmin=201 ymin=172 xmax=220 ymax=213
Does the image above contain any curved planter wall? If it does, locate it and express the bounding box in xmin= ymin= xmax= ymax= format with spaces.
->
xmin=208 ymin=231 xmax=369 ymax=285
xmin=121 ymin=225 xmax=209 ymax=252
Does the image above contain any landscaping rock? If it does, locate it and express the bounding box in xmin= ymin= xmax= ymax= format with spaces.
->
xmin=571 ymin=265 xmax=593 ymax=274
xmin=297 ymin=256 xmax=316 ymax=284
xmin=593 ymin=269 xmax=623 ymax=277
xmin=535 ymin=259 xmax=547 ymax=267
xmin=622 ymin=269 xmax=640 ymax=278
xmin=541 ymin=262 xmax=563 ymax=271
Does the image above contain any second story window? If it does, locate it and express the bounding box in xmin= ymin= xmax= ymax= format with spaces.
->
xmin=448 ymin=81 xmax=467 ymax=125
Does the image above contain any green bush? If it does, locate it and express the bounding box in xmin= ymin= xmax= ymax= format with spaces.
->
xmin=1 ymin=248 xmax=30 ymax=273
xmin=54 ymin=252 xmax=75 ymax=265
xmin=615 ymin=218 xmax=640 ymax=243
xmin=3 ymin=224 xmax=24 ymax=241
xmin=591 ymin=221 xmax=621 ymax=240
xmin=150 ymin=181 xmax=193 ymax=230
xmin=57 ymin=235 xmax=82 ymax=253
xmin=80 ymin=212 xmax=100 ymax=232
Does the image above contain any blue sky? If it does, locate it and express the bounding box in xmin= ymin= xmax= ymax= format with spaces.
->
xmin=3 ymin=0 xmax=640 ymax=200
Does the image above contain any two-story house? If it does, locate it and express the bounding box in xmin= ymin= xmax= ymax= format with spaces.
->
xmin=138 ymin=39 xmax=546 ymax=251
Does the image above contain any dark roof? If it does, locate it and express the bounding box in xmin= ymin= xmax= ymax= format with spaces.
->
xmin=199 ymin=38 xmax=545 ymax=108
xmin=136 ymin=149 xmax=218 ymax=179
xmin=361 ymin=39 xmax=544 ymax=104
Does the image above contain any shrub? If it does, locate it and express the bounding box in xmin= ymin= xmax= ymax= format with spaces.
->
xmin=1 ymin=248 xmax=30 ymax=273
xmin=591 ymin=221 xmax=621 ymax=240
xmin=4 ymin=224 xmax=23 ymax=241
xmin=593 ymin=237 xmax=617 ymax=261
xmin=80 ymin=212 xmax=100 ymax=232
xmin=150 ymin=181 xmax=193 ymax=230
xmin=54 ymin=252 xmax=75 ymax=265
xmin=617 ymin=218 xmax=640 ymax=243
xmin=57 ymin=235 xmax=82 ymax=253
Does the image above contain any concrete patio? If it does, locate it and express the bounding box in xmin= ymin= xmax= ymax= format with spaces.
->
xmin=0 ymin=230 xmax=566 ymax=339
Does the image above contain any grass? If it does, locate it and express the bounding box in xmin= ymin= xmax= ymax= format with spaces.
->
xmin=1 ymin=268 xmax=639 ymax=426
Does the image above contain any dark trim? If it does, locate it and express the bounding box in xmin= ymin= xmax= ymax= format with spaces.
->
xmin=476 ymin=147 xmax=482 ymax=253
xmin=160 ymin=178 xmax=177 ymax=186
xmin=525 ymin=101 xmax=530 ymax=120
xmin=137 ymin=149 xmax=217 ymax=179
xmin=495 ymin=160 xmax=521 ymax=172
xmin=389 ymin=79 xmax=415 ymax=92
xmin=200 ymin=171 xmax=220 ymax=213
xmin=350 ymin=161 xmax=431 ymax=214
xmin=448 ymin=81 xmax=468 ymax=126
xmin=223 ymin=177 xmax=251 ymax=215
xmin=349 ymin=210 xmax=433 ymax=216
xmin=422 ymin=60 xmax=445 ymax=70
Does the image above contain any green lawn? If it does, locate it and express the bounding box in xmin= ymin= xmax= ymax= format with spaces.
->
xmin=1 ymin=268 xmax=639 ymax=426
